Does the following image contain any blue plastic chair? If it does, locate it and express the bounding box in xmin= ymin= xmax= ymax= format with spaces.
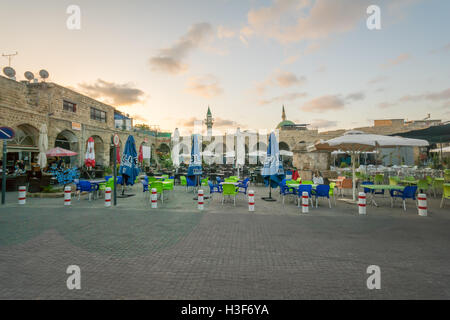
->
xmin=297 ymin=184 xmax=313 ymax=208
xmin=185 ymin=176 xmax=197 ymax=191
xmin=390 ymin=186 xmax=418 ymax=211
xmin=279 ymin=179 xmax=297 ymax=205
xmin=314 ymin=185 xmax=331 ymax=208
xmin=238 ymin=178 xmax=250 ymax=195
xmin=208 ymin=180 xmax=222 ymax=199
xmin=78 ymin=180 xmax=97 ymax=200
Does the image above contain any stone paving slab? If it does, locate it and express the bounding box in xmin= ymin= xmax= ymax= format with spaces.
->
xmin=0 ymin=185 xmax=449 ymax=299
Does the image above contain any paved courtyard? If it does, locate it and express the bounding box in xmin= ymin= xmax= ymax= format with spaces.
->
xmin=0 ymin=185 xmax=449 ymax=299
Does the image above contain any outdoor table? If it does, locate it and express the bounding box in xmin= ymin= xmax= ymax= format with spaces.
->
xmin=220 ymin=182 xmax=239 ymax=185
xmin=363 ymin=185 xmax=405 ymax=207
xmin=85 ymin=179 xmax=106 ymax=199
xmin=400 ymin=180 xmax=418 ymax=185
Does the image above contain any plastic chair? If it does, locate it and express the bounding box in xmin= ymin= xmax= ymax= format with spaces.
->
xmin=222 ymin=183 xmax=238 ymax=206
xmin=314 ymin=185 xmax=331 ymax=208
xmin=374 ymin=174 xmax=384 ymax=185
xmin=301 ymin=180 xmax=313 ymax=185
xmin=329 ymin=182 xmax=336 ymax=206
xmin=441 ymin=184 xmax=450 ymax=208
xmin=201 ymin=178 xmax=209 ymax=186
xmin=208 ymin=180 xmax=222 ymax=199
xmin=390 ymin=186 xmax=418 ymax=211
xmin=163 ymin=179 xmax=174 ymax=191
xmin=432 ymin=178 xmax=444 ymax=198
xmin=417 ymin=179 xmax=429 ymax=194
xmin=279 ymin=179 xmax=296 ymax=205
xmin=297 ymin=184 xmax=313 ymax=208
xmin=180 ymin=175 xmax=187 ymax=187
xmin=389 ymin=177 xmax=399 ymax=186
xmin=78 ymin=180 xmax=96 ymax=201
xmin=238 ymin=178 xmax=250 ymax=195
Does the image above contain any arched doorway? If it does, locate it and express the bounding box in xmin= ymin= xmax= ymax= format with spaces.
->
xmin=279 ymin=141 xmax=292 ymax=167
xmin=8 ymin=124 xmax=39 ymax=169
xmin=55 ymin=130 xmax=79 ymax=166
xmin=87 ymin=135 xmax=104 ymax=166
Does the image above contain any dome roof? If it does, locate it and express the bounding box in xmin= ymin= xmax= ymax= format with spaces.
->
xmin=277 ymin=120 xmax=295 ymax=129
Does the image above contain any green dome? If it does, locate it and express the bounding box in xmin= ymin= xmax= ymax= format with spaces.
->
xmin=277 ymin=120 xmax=295 ymax=129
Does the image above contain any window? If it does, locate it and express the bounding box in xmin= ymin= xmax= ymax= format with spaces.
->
xmin=63 ymin=100 xmax=76 ymax=112
xmin=90 ymin=107 xmax=107 ymax=122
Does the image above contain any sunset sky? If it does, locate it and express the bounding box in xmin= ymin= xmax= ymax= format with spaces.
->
xmin=1 ymin=0 xmax=449 ymax=134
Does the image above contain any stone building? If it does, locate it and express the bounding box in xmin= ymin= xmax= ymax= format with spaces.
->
xmin=0 ymin=75 xmax=170 ymax=169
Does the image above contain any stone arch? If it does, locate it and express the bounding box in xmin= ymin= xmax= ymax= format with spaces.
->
xmin=157 ymin=142 xmax=170 ymax=155
xmin=55 ymin=129 xmax=79 ymax=166
xmin=8 ymin=124 xmax=40 ymax=169
xmin=279 ymin=141 xmax=290 ymax=151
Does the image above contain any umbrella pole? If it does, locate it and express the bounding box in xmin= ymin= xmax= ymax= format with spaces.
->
xmin=262 ymin=176 xmax=276 ymax=202
xmin=352 ymin=153 xmax=356 ymax=202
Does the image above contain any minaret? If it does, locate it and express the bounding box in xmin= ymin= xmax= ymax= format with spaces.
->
xmin=205 ymin=105 xmax=214 ymax=136
xmin=282 ymin=105 xmax=287 ymax=121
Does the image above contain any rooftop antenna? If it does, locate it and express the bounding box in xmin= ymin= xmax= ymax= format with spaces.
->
xmin=2 ymin=51 xmax=18 ymax=67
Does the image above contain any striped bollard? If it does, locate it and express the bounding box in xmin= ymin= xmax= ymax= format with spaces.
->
xmin=151 ymin=188 xmax=157 ymax=208
xmin=104 ymin=187 xmax=111 ymax=207
xmin=198 ymin=189 xmax=204 ymax=211
xmin=248 ymin=190 xmax=255 ymax=212
xmin=64 ymin=186 xmax=71 ymax=206
xmin=418 ymin=193 xmax=427 ymax=217
xmin=301 ymin=192 xmax=309 ymax=213
xmin=18 ymin=186 xmax=26 ymax=205
xmin=358 ymin=192 xmax=366 ymax=215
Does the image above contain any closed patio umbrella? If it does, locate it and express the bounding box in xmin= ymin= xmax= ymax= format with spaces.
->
xmin=119 ymin=135 xmax=140 ymax=194
xmin=315 ymin=130 xmax=429 ymax=201
xmin=37 ymin=124 xmax=48 ymax=169
xmin=171 ymin=128 xmax=180 ymax=169
xmin=235 ymin=128 xmax=245 ymax=178
xmin=261 ymin=132 xmax=285 ymax=201
xmin=84 ymin=137 xmax=95 ymax=168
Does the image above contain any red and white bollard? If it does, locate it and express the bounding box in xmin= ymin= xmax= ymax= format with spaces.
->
xmin=301 ymin=191 xmax=309 ymax=213
xmin=358 ymin=192 xmax=366 ymax=215
xmin=198 ymin=189 xmax=204 ymax=211
xmin=248 ymin=190 xmax=255 ymax=212
xmin=18 ymin=186 xmax=26 ymax=205
xmin=418 ymin=193 xmax=427 ymax=217
xmin=104 ymin=187 xmax=111 ymax=207
xmin=64 ymin=186 xmax=71 ymax=206
xmin=151 ymin=188 xmax=157 ymax=208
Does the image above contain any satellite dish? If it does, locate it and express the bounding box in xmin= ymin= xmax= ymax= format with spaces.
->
xmin=39 ymin=69 xmax=49 ymax=80
xmin=3 ymin=66 xmax=16 ymax=78
xmin=24 ymin=71 xmax=34 ymax=81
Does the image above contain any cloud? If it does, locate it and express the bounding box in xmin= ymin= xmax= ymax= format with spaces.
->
xmin=130 ymin=114 xmax=149 ymax=123
xmin=282 ymin=54 xmax=301 ymax=65
xmin=258 ymin=92 xmax=307 ymax=106
xmin=429 ymin=42 xmax=450 ymax=54
xmin=217 ymin=26 xmax=235 ymax=39
xmin=78 ymin=79 xmax=145 ymax=106
xmin=256 ymin=70 xmax=306 ymax=94
xmin=378 ymin=102 xmax=396 ymax=109
xmin=399 ymin=88 xmax=450 ymax=102
xmin=316 ymin=65 xmax=327 ymax=73
xmin=367 ymin=75 xmax=389 ymax=85
xmin=346 ymin=92 xmax=365 ymax=102
xmin=300 ymin=95 xmax=345 ymax=112
xmin=185 ymin=74 xmax=223 ymax=98
xmin=149 ymin=23 xmax=214 ymax=74
xmin=242 ymin=0 xmax=370 ymax=44
xmin=308 ymin=119 xmax=338 ymax=129
xmin=382 ymin=53 xmax=411 ymax=68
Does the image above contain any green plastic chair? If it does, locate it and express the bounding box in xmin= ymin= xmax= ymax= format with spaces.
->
xmin=389 ymin=177 xmax=399 ymax=186
xmin=417 ymin=179 xmax=429 ymax=194
xmin=301 ymin=180 xmax=314 ymax=185
xmin=105 ymin=177 xmax=114 ymax=190
xmin=441 ymin=184 xmax=450 ymax=208
xmin=163 ymin=179 xmax=174 ymax=191
xmin=374 ymin=174 xmax=384 ymax=185
xmin=432 ymin=178 xmax=444 ymax=198
xmin=445 ymin=170 xmax=450 ymax=182
xmin=329 ymin=182 xmax=336 ymax=205
xmin=201 ymin=178 xmax=209 ymax=186
xmin=180 ymin=176 xmax=187 ymax=186
xmin=150 ymin=181 xmax=164 ymax=203
xmin=222 ymin=183 xmax=238 ymax=206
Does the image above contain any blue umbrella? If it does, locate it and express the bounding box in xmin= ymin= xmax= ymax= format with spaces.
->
xmin=187 ymin=134 xmax=202 ymax=177
xmin=261 ymin=132 xmax=285 ymax=201
xmin=119 ymin=135 xmax=140 ymax=187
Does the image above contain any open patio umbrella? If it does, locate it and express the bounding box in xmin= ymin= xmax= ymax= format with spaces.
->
xmin=235 ymin=128 xmax=245 ymax=178
xmin=37 ymin=124 xmax=48 ymax=169
xmin=315 ymin=130 xmax=429 ymax=201
xmin=119 ymin=135 xmax=140 ymax=194
xmin=171 ymin=128 xmax=180 ymax=169
xmin=261 ymin=132 xmax=285 ymax=201
xmin=188 ymin=134 xmax=202 ymax=183
xmin=84 ymin=137 xmax=95 ymax=168
xmin=46 ymin=147 xmax=78 ymax=157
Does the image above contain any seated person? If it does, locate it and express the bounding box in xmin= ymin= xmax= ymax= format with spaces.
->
xmin=312 ymin=170 xmax=324 ymax=185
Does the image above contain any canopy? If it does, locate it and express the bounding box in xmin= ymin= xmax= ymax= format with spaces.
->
xmin=392 ymin=123 xmax=450 ymax=144
xmin=430 ymin=146 xmax=450 ymax=153
xmin=187 ymin=134 xmax=202 ymax=176
xmin=37 ymin=124 xmax=48 ymax=168
xmin=279 ymin=150 xmax=293 ymax=156
xmin=235 ymin=128 xmax=245 ymax=166
xmin=84 ymin=137 xmax=95 ymax=168
xmin=315 ymin=130 xmax=429 ymax=201
xmin=46 ymin=147 xmax=77 ymax=157
xmin=171 ymin=128 xmax=180 ymax=168
xmin=262 ymin=132 xmax=284 ymax=188
xmin=119 ymin=135 xmax=140 ymax=185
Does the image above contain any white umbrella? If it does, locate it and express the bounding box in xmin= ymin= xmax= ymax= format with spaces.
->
xmin=315 ymin=131 xmax=429 ymax=201
xmin=235 ymin=128 xmax=245 ymax=178
xmin=171 ymin=128 xmax=180 ymax=168
xmin=37 ymin=124 xmax=48 ymax=169
xmin=430 ymin=146 xmax=450 ymax=153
